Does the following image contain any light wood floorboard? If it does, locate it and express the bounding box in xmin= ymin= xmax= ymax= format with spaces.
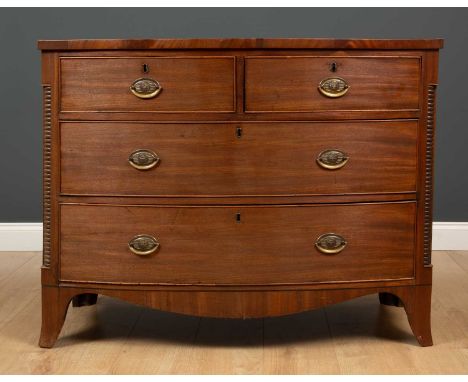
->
xmin=0 ymin=250 xmax=467 ymax=374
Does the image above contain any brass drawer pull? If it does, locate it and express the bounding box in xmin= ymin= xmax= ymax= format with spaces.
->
xmin=315 ymin=233 xmax=347 ymax=254
xmin=130 ymin=78 xmax=162 ymax=99
xmin=317 ymin=149 xmax=349 ymax=170
xmin=128 ymin=234 xmax=160 ymax=256
xmin=129 ymin=149 xmax=160 ymax=170
xmin=318 ymin=77 xmax=349 ymax=98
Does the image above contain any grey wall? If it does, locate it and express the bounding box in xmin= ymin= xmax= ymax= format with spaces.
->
xmin=0 ymin=8 xmax=466 ymax=222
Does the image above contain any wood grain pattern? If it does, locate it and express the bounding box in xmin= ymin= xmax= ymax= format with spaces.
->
xmin=60 ymin=121 xmax=418 ymax=196
xmin=58 ymin=193 xmax=416 ymax=206
xmin=59 ymin=110 xmax=421 ymax=122
xmin=37 ymin=38 xmax=444 ymax=51
xmin=59 ymin=202 xmax=415 ymax=285
xmin=60 ymin=57 xmax=236 ymax=112
xmin=39 ymin=286 xmax=73 ymax=348
xmin=37 ymin=282 xmax=432 ymax=348
xmin=245 ymin=57 xmax=420 ymax=112
xmin=44 ymin=285 xmax=414 ymax=320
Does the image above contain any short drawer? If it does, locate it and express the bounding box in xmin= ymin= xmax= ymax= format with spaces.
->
xmin=61 ymin=121 xmax=417 ymax=196
xmin=60 ymin=57 xmax=236 ymax=112
xmin=245 ymin=56 xmax=420 ymax=112
xmin=60 ymin=202 xmax=415 ymax=285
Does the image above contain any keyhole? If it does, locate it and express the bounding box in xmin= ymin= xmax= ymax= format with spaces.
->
xmin=236 ymin=212 xmax=241 ymax=223
xmin=236 ymin=127 xmax=242 ymax=139
xmin=143 ymin=64 xmax=149 ymax=73
xmin=330 ymin=62 xmax=338 ymax=72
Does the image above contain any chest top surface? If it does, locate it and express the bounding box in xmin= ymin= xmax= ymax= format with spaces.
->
xmin=37 ymin=38 xmax=444 ymax=51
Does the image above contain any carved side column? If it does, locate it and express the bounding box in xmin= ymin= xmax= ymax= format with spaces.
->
xmin=43 ymin=85 xmax=52 ymax=268
xmin=423 ymin=84 xmax=436 ymax=267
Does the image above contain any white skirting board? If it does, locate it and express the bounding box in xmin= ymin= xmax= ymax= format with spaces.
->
xmin=0 ymin=222 xmax=467 ymax=251
xmin=0 ymin=223 xmax=44 ymax=251
xmin=431 ymin=222 xmax=468 ymax=250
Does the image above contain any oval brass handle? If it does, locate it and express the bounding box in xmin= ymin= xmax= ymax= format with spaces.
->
xmin=315 ymin=233 xmax=347 ymax=255
xmin=317 ymin=149 xmax=349 ymax=170
xmin=129 ymin=149 xmax=160 ymax=170
xmin=318 ymin=77 xmax=349 ymax=98
xmin=128 ymin=234 xmax=160 ymax=256
xmin=130 ymin=78 xmax=162 ymax=99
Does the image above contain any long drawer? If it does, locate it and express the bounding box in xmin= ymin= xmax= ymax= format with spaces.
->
xmin=60 ymin=202 xmax=415 ymax=285
xmin=60 ymin=121 xmax=418 ymax=196
xmin=60 ymin=57 xmax=236 ymax=112
xmin=245 ymin=56 xmax=420 ymax=112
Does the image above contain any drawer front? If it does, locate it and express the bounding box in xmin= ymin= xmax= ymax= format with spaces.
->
xmin=60 ymin=57 xmax=236 ymax=112
xmin=245 ymin=57 xmax=420 ymax=112
xmin=60 ymin=202 xmax=415 ymax=285
xmin=61 ymin=121 xmax=417 ymax=196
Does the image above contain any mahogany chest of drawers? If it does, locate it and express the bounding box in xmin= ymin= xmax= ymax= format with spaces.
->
xmin=38 ymin=38 xmax=443 ymax=347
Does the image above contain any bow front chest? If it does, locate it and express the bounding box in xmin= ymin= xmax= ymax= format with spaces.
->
xmin=38 ymin=38 xmax=443 ymax=347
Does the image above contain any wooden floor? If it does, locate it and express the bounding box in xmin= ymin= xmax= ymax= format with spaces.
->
xmin=0 ymin=251 xmax=467 ymax=374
